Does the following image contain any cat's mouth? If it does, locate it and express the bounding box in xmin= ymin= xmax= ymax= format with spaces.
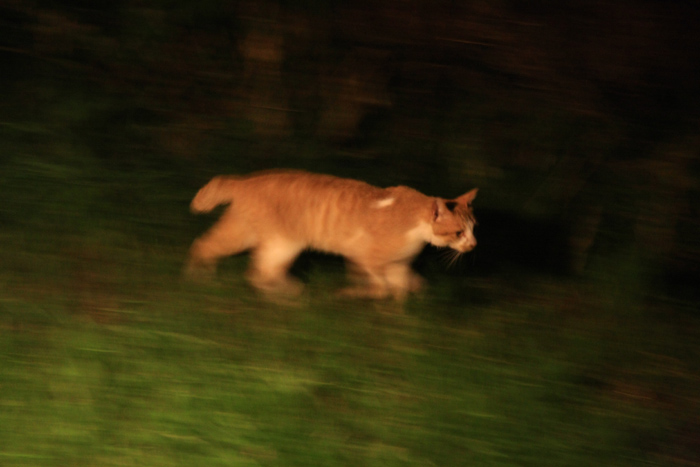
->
xmin=459 ymin=244 xmax=476 ymax=253
xmin=454 ymin=235 xmax=477 ymax=253
xmin=442 ymin=243 xmax=475 ymax=268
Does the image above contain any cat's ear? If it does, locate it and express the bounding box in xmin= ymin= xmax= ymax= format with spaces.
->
xmin=456 ymin=188 xmax=478 ymax=207
xmin=432 ymin=199 xmax=447 ymax=221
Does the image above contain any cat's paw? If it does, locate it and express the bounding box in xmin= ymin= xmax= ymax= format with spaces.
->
xmin=337 ymin=285 xmax=390 ymax=300
xmin=275 ymin=278 xmax=304 ymax=297
xmin=250 ymin=274 xmax=305 ymax=297
xmin=183 ymin=261 xmax=216 ymax=283
xmin=408 ymin=273 xmax=425 ymax=293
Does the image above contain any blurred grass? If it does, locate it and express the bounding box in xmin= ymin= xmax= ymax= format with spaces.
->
xmin=1 ymin=211 xmax=698 ymax=466
xmin=0 ymin=77 xmax=698 ymax=467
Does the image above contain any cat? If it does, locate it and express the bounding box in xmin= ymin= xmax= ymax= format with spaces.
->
xmin=186 ymin=170 xmax=477 ymax=300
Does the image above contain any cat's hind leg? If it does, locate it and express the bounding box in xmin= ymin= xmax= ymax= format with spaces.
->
xmin=185 ymin=220 xmax=254 ymax=280
xmin=247 ymin=240 xmax=305 ymax=295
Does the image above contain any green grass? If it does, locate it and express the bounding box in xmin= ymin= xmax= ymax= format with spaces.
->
xmin=1 ymin=228 xmax=697 ymax=466
xmin=0 ymin=108 xmax=697 ymax=465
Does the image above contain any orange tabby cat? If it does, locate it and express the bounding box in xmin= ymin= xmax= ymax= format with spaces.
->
xmin=186 ymin=170 xmax=477 ymax=299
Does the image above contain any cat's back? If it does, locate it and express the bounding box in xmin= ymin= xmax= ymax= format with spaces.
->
xmin=241 ymin=170 xmax=431 ymax=219
xmin=241 ymin=170 xmax=385 ymax=204
xmin=238 ymin=171 xmax=408 ymax=244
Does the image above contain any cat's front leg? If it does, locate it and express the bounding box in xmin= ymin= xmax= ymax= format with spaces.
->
xmin=338 ymin=261 xmax=391 ymax=299
xmin=408 ymin=271 xmax=425 ymax=293
xmin=382 ymin=262 xmax=425 ymax=300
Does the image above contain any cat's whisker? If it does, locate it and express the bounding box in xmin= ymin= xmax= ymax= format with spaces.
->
xmin=448 ymin=250 xmax=463 ymax=269
xmin=439 ymin=248 xmax=463 ymax=269
xmin=438 ymin=248 xmax=454 ymax=264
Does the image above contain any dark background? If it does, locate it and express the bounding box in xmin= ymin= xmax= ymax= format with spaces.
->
xmin=1 ymin=1 xmax=699 ymax=465
xmin=2 ymin=0 xmax=698 ymax=292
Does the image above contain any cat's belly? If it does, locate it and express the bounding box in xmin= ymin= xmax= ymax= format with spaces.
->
xmin=309 ymin=229 xmax=368 ymax=256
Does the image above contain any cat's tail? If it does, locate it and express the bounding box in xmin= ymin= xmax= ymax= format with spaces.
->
xmin=190 ymin=176 xmax=240 ymax=213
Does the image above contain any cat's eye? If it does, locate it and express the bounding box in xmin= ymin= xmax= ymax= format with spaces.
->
xmin=455 ymin=230 xmax=463 ymax=237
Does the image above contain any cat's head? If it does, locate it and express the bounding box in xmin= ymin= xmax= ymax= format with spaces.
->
xmin=430 ymin=188 xmax=478 ymax=253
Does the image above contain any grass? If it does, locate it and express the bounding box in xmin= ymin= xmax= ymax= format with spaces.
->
xmin=1 ymin=221 xmax=698 ymax=466
xmin=0 ymin=111 xmax=697 ymax=465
